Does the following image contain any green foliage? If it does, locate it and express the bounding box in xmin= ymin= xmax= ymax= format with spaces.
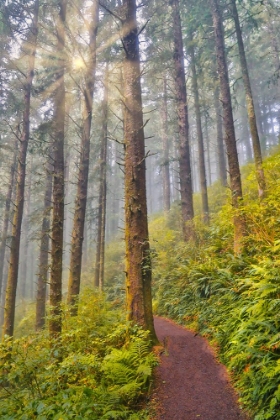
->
xmin=150 ymin=151 xmax=280 ymax=419
xmin=103 ymin=240 xmax=126 ymax=305
xmin=0 ymin=290 xmax=156 ymax=419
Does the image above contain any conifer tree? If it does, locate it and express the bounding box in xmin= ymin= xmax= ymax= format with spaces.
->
xmin=230 ymin=0 xmax=266 ymax=198
xmin=188 ymin=33 xmax=209 ymax=223
xmin=121 ymin=0 xmax=157 ymax=342
xmin=49 ymin=0 xmax=68 ymax=338
xmin=161 ymin=75 xmax=171 ymax=212
xmin=0 ymin=142 xmax=17 ymax=304
xmin=209 ymin=0 xmax=246 ymax=254
xmin=95 ymin=67 xmax=109 ymax=290
xmin=214 ymin=85 xmax=227 ymax=186
xmin=171 ymin=0 xmax=194 ymax=240
xmin=67 ymin=0 xmax=99 ymax=313
xmin=36 ymin=157 xmax=52 ymax=331
xmin=3 ymin=0 xmax=39 ymax=337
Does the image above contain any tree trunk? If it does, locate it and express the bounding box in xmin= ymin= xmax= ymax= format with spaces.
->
xmin=268 ymin=102 xmax=275 ymax=138
xmin=265 ymin=1 xmax=280 ymax=131
xmin=0 ymin=262 xmax=9 ymax=329
xmin=254 ymin=95 xmax=266 ymax=152
xmin=0 ymin=142 xmax=17 ymax=304
xmin=189 ymin=35 xmax=209 ymax=223
xmin=241 ymin=111 xmax=253 ymax=162
xmin=214 ymin=86 xmax=227 ymax=186
xmin=63 ymin=108 xmax=71 ymax=270
xmin=36 ymin=160 xmax=52 ymax=331
xmin=231 ymin=0 xmax=266 ymax=198
xmin=29 ymin=244 xmax=35 ymax=301
xmin=94 ymin=69 xmax=108 ymax=290
xmin=83 ymin=219 xmax=88 ymax=269
xmin=171 ymin=137 xmax=180 ymax=202
xmin=161 ymin=76 xmax=171 ymax=212
xmin=262 ymin=102 xmax=270 ymax=139
xmin=49 ymin=0 xmax=67 ymax=339
xmin=204 ymin=115 xmax=212 ymax=186
xmin=209 ymin=0 xmax=246 ymax=254
xmin=171 ymin=0 xmax=194 ymax=240
xmin=20 ymin=164 xmax=32 ymax=300
xmin=67 ymin=0 xmax=99 ymax=312
xmin=3 ymin=0 xmax=39 ymax=338
xmin=109 ymin=141 xmax=120 ymax=239
xmin=122 ymin=0 xmax=157 ymax=343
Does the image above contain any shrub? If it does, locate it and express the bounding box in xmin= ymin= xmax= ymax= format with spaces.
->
xmin=0 ymin=290 xmax=156 ymax=420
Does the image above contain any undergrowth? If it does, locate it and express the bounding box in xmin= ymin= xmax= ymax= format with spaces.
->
xmin=0 ymin=290 xmax=157 ymax=419
xmin=150 ymin=151 xmax=280 ymax=420
xmin=1 ymin=152 xmax=279 ymax=420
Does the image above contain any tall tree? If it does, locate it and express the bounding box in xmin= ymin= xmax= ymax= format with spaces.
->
xmin=230 ymin=0 xmax=266 ymax=198
xmin=67 ymin=0 xmax=99 ymax=313
xmin=161 ymin=75 xmax=171 ymax=212
xmin=36 ymin=158 xmax=52 ymax=331
xmin=214 ymin=85 xmax=227 ymax=186
xmin=0 ymin=142 xmax=17 ymax=303
xmin=171 ymin=0 xmax=194 ymax=240
xmin=188 ymin=33 xmax=209 ymax=223
xmin=49 ymin=0 xmax=68 ymax=338
xmin=94 ymin=68 xmax=108 ymax=290
xmin=264 ymin=0 xmax=280 ymax=131
xmin=20 ymin=163 xmax=32 ymax=300
xmin=209 ymin=0 xmax=246 ymax=254
xmin=3 ymin=0 xmax=39 ymax=337
xmin=204 ymin=115 xmax=213 ymax=186
xmin=241 ymin=108 xmax=253 ymax=162
xmin=121 ymin=0 xmax=158 ymax=342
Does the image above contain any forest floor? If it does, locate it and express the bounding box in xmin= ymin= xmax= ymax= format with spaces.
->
xmin=149 ymin=317 xmax=250 ymax=420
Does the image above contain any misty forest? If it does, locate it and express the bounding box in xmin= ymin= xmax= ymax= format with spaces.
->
xmin=0 ymin=0 xmax=280 ymax=418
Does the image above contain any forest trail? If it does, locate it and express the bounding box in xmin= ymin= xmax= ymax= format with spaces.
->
xmin=150 ymin=317 xmax=249 ymax=420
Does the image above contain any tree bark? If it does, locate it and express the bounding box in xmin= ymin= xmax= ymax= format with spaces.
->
xmin=49 ymin=0 xmax=67 ymax=338
xmin=20 ymin=164 xmax=32 ymax=300
xmin=171 ymin=0 xmax=194 ymax=240
xmin=122 ymin=0 xmax=158 ymax=343
xmin=36 ymin=160 xmax=52 ymax=331
xmin=67 ymin=0 xmax=99 ymax=312
xmin=161 ymin=76 xmax=171 ymax=212
xmin=189 ymin=35 xmax=209 ymax=223
xmin=265 ymin=1 xmax=280 ymax=132
xmin=230 ymin=0 xmax=266 ymax=198
xmin=94 ymin=68 xmax=108 ymax=290
xmin=109 ymin=141 xmax=120 ymax=239
xmin=0 ymin=142 xmax=17 ymax=304
xmin=204 ymin=114 xmax=212 ymax=186
xmin=171 ymin=137 xmax=180 ymax=202
xmin=209 ymin=0 xmax=246 ymax=254
xmin=2 ymin=0 xmax=39 ymax=338
xmin=214 ymin=86 xmax=227 ymax=186
xmin=253 ymin=94 xmax=266 ymax=152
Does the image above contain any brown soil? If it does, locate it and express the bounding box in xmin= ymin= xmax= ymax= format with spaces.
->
xmin=150 ymin=316 xmax=249 ymax=420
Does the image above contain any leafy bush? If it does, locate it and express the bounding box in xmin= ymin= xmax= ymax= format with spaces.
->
xmin=0 ymin=290 xmax=156 ymax=420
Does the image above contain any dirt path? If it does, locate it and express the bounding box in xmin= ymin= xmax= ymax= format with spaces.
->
xmin=151 ymin=317 xmax=248 ymax=420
